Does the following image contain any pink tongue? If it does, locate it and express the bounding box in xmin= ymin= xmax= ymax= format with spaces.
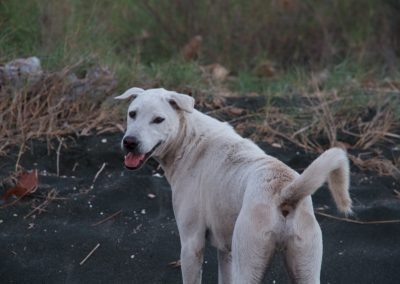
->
xmin=124 ymin=152 xmax=145 ymax=168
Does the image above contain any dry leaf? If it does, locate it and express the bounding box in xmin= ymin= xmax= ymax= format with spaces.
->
xmin=182 ymin=35 xmax=202 ymax=61
xmin=2 ymin=170 xmax=38 ymax=201
xmin=228 ymin=107 xmax=245 ymax=116
xmin=253 ymin=60 xmax=277 ymax=78
xmin=212 ymin=97 xmax=225 ymax=108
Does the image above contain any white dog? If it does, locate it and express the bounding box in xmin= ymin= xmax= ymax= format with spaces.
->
xmin=115 ymin=87 xmax=352 ymax=284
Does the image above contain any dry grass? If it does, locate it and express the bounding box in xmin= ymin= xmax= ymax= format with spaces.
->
xmin=0 ymin=62 xmax=122 ymax=156
xmin=255 ymin=80 xmax=400 ymax=176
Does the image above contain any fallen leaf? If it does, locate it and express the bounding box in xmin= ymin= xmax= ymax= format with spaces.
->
xmin=2 ymin=170 xmax=38 ymax=201
xmin=253 ymin=60 xmax=277 ymax=78
xmin=181 ymin=35 xmax=202 ymax=61
xmin=212 ymin=97 xmax=225 ymax=108
xmin=228 ymin=107 xmax=245 ymax=116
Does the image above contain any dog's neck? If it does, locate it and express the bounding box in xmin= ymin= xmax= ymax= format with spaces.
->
xmin=155 ymin=110 xmax=208 ymax=185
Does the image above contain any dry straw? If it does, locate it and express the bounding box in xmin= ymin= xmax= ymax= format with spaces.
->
xmin=0 ymin=62 xmax=122 ymax=156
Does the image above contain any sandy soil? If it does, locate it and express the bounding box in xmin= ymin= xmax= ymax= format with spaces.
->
xmin=0 ymin=131 xmax=399 ymax=283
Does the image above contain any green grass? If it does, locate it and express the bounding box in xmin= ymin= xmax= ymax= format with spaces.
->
xmin=1 ymin=0 xmax=399 ymax=117
xmin=1 ymin=1 xmax=399 ymax=71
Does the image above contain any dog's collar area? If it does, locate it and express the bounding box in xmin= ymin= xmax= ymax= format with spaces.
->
xmin=124 ymin=141 xmax=162 ymax=170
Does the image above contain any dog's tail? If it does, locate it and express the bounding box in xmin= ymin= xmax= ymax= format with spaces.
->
xmin=280 ymin=147 xmax=352 ymax=215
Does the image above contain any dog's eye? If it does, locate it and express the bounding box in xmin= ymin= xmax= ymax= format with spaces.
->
xmin=129 ymin=111 xmax=136 ymax=119
xmin=152 ymin=117 xmax=165 ymax=124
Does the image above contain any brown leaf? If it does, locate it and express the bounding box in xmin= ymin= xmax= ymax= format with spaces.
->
xmin=212 ymin=97 xmax=225 ymax=108
xmin=2 ymin=170 xmax=38 ymax=201
xmin=181 ymin=35 xmax=202 ymax=61
xmin=253 ymin=60 xmax=277 ymax=78
xmin=228 ymin=107 xmax=245 ymax=116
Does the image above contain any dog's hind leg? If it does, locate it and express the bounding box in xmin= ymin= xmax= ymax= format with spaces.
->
xmin=283 ymin=212 xmax=322 ymax=284
xmin=217 ymin=250 xmax=232 ymax=284
xmin=231 ymin=203 xmax=277 ymax=284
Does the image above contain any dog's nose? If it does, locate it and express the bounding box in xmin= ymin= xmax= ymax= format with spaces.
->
xmin=123 ymin=136 xmax=139 ymax=151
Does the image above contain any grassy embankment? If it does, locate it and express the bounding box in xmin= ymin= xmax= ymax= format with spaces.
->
xmin=0 ymin=0 xmax=399 ymax=175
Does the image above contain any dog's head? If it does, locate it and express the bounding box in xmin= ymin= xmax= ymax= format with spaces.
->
xmin=115 ymin=87 xmax=194 ymax=170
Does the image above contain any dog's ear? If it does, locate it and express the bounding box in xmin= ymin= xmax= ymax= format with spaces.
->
xmin=169 ymin=92 xmax=195 ymax=113
xmin=114 ymin=87 xmax=145 ymax=100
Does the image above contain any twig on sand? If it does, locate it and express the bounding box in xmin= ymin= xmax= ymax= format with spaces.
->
xmin=92 ymin=162 xmax=107 ymax=184
xmin=228 ymin=113 xmax=258 ymax=124
xmin=205 ymin=106 xmax=232 ymax=115
xmin=24 ymin=188 xmax=59 ymax=219
xmin=56 ymin=137 xmax=63 ymax=176
xmin=15 ymin=144 xmax=25 ymax=172
xmin=315 ymin=211 xmax=400 ymax=225
xmin=72 ymin=162 xmax=79 ymax=172
xmin=91 ymin=209 xmax=122 ymax=226
xmin=168 ymin=259 xmax=181 ymax=268
xmin=80 ymin=243 xmax=100 ymax=265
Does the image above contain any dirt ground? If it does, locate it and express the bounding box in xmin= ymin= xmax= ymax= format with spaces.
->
xmin=1 ymin=131 xmax=399 ymax=284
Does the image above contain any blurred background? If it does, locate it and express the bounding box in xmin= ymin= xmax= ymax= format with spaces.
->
xmin=1 ymin=0 xmax=400 ymax=174
xmin=1 ymin=0 xmax=400 ymax=80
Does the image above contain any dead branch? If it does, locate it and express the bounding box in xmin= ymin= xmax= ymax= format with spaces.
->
xmin=315 ymin=211 xmax=400 ymax=225
xmin=91 ymin=209 xmax=122 ymax=227
xmin=80 ymin=243 xmax=100 ymax=265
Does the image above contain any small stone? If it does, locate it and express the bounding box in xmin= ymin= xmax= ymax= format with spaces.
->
xmin=140 ymin=209 xmax=146 ymax=215
xmin=271 ymin=143 xmax=282 ymax=148
xmin=147 ymin=193 xmax=156 ymax=199
xmin=101 ymin=138 xmax=107 ymax=143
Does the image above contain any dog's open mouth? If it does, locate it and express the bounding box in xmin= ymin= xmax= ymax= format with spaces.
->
xmin=124 ymin=142 xmax=161 ymax=170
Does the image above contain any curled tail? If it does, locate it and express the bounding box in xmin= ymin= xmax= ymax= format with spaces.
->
xmin=280 ymin=148 xmax=352 ymax=215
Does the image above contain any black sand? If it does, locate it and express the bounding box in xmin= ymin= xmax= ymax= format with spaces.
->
xmin=1 ymin=133 xmax=400 ymax=283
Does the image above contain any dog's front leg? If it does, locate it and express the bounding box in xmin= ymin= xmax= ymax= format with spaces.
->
xmin=180 ymin=237 xmax=205 ymax=284
xmin=217 ymin=250 xmax=232 ymax=284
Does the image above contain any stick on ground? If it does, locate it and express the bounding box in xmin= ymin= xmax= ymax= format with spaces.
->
xmin=316 ymin=211 xmax=400 ymax=225
xmin=80 ymin=243 xmax=100 ymax=265
xmin=56 ymin=138 xmax=63 ymax=176
xmin=91 ymin=209 xmax=122 ymax=227
xmin=93 ymin=162 xmax=107 ymax=184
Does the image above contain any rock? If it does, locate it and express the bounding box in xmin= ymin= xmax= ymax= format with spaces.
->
xmin=0 ymin=56 xmax=43 ymax=87
xmin=203 ymin=63 xmax=230 ymax=82
xmin=66 ymin=65 xmax=117 ymax=101
xmin=209 ymin=63 xmax=229 ymax=82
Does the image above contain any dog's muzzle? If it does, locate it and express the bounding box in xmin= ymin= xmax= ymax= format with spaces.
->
xmin=123 ymin=137 xmax=161 ymax=170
